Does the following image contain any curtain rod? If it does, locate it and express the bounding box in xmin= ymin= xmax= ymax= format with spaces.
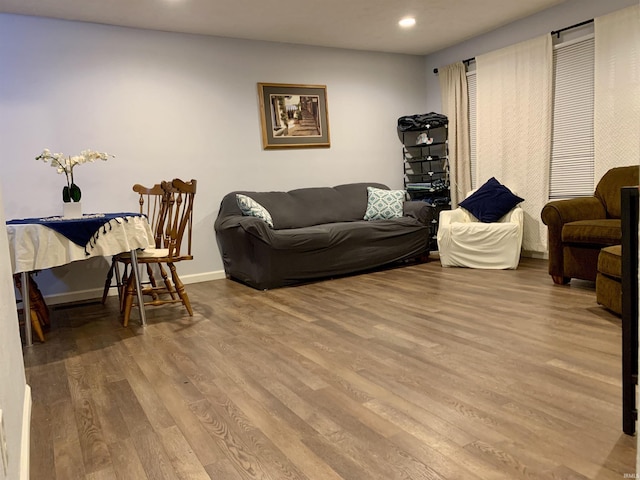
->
xmin=433 ymin=57 xmax=474 ymax=75
xmin=551 ymin=18 xmax=593 ymax=37
xmin=433 ymin=17 xmax=594 ymax=75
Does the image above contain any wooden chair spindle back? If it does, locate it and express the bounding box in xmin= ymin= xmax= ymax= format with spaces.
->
xmin=133 ymin=183 xmax=170 ymax=249
xmin=160 ymin=179 xmax=197 ymax=260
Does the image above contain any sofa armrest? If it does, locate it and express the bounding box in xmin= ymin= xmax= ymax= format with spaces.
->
xmin=403 ymin=201 xmax=432 ymax=225
xmin=216 ymin=214 xmax=274 ymax=240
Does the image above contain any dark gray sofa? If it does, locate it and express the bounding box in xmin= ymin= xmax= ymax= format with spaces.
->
xmin=214 ymin=182 xmax=431 ymax=289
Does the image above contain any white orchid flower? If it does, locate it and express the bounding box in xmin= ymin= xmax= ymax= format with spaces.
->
xmin=35 ymin=148 xmax=112 ymax=201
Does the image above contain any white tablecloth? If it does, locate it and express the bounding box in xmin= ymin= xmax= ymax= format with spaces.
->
xmin=6 ymin=215 xmax=155 ymax=274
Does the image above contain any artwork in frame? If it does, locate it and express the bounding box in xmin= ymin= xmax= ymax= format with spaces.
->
xmin=258 ymin=83 xmax=331 ymax=149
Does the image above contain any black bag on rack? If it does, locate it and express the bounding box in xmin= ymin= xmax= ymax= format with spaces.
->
xmin=397 ymin=112 xmax=448 ymax=132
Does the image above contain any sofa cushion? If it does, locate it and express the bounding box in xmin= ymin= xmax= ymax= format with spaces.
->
xmin=596 ymin=272 xmax=622 ymax=314
xmin=598 ymin=245 xmax=622 ymax=279
xmin=459 ymin=177 xmax=524 ymax=223
xmin=265 ymin=217 xmax=424 ymax=251
xmin=364 ymin=187 xmax=405 ymax=220
xmin=224 ymin=183 xmax=389 ymax=229
xmin=236 ymin=194 xmax=274 ymax=227
xmin=562 ymin=219 xmax=621 ymax=245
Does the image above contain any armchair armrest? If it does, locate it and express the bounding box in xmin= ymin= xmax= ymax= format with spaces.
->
xmin=503 ymin=206 xmax=524 ymax=225
xmin=439 ymin=208 xmax=473 ymax=226
xmin=540 ymin=196 xmax=606 ymax=282
xmin=541 ymin=197 xmax=606 ymax=227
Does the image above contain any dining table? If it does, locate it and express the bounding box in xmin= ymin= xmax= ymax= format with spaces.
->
xmin=6 ymin=212 xmax=155 ymax=346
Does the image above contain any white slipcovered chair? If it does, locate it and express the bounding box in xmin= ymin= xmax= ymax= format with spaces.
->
xmin=437 ymin=182 xmax=524 ymax=269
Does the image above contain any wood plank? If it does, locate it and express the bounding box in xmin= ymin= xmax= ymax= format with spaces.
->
xmin=131 ymin=430 xmax=180 ymax=480
xmin=107 ymin=437 xmax=149 ymax=480
xmin=157 ymin=425 xmax=211 ymax=480
xmin=65 ymin=355 xmax=111 ymax=475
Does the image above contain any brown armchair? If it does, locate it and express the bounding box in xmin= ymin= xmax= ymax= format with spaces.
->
xmin=541 ymin=165 xmax=639 ymax=285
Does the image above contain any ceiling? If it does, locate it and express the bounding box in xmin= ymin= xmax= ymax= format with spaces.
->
xmin=0 ymin=0 xmax=568 ymax=56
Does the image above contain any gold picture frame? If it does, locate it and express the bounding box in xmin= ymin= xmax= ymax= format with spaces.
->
xmin=257 ymin=83 xmax=331 ymax=149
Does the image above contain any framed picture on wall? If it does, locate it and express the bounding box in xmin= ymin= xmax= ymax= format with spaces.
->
xmin=257 ymin=83 xmax=331 ymax=149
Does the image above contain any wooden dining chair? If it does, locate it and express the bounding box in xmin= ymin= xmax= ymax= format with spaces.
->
xmin=101 ymin=182 xmax=170 ymax=306
xmin=118 ymin=178 xmax=197 ymax=326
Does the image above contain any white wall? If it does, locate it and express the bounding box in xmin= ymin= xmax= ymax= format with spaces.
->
xmin=0 ymin=181 xmax=29 ymax=480
xmin=424 ymin=0 xmax=638 ymax=112
xmin=0 ymin=14 xmax=426 ymax=298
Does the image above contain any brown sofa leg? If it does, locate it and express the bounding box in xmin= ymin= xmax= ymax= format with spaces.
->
xmin=552 ymin=275 xmax=570 ymax=285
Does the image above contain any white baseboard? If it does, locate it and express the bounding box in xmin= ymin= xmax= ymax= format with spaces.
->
xmin=20 ymin=385 xmax=31 ymax=480
xmin=42 ymin=270 xmax=227 ymax=306
xmin=181 ymin=270 xmax=227 ymax=284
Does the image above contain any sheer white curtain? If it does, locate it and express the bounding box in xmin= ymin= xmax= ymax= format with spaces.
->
xmin=594 ymin=4 xmax=640 ymax=182
xmin=476 ymin=34 xmax=553 ymax=253
xmin=439 ymin=61 xmax=471 ymax=206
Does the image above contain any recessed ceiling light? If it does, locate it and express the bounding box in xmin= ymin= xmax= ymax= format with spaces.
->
xmin=399 ymin=17 xmax=416 ymax=28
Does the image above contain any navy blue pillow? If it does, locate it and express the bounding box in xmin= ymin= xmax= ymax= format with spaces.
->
xmin=458 ymin=177 xmax=524 ymax=222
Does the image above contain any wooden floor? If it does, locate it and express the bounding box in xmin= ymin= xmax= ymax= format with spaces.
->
xmin=24 ymin=256 xmax=636 ymax=479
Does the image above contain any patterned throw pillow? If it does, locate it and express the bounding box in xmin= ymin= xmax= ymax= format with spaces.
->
xmin=363 ymin=187 xmax=406 ymax=220
xmin=236 ymin=194 xmax=274 ymax=227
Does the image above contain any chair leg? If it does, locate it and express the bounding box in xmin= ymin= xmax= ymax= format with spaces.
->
xmin=168 ymin=263 xmax=193 ymax=316
xmin=102 ymin=259 xmax=116 ymax=304
xmin=552 ymin=275 xmax=570 ymax=285
xmin=122 ymin=274 xmax=137 ymax=327
xmin=159 ymin=263 xmax=178 ymax=300
xmin=145 ymin=264 xmax=159 ymax=301
xmin=14 ymin=274 xmax=50 ymax=333
xmin=26 ymin=275 xmax=50 ymax=327
xmin=17 ymin=305 xmax=45 ymax=343
xmin=119 ymin=264 xmax=130 ymax=313
xmin=29 ymin=309 xmax=45 ymax=343
xmin=114 ymin=261 xmax=123 ymax=303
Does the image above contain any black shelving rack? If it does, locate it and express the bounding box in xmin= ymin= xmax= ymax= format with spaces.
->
xmin=398 ymin=118 xmax=451 ymax=251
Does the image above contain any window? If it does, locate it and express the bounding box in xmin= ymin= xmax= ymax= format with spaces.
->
xmin=465 ymin=34 xmax=595 ymax=199
xmin=466 ymin=68 xmax=477 ymax=189
xmin=549 ymin=36 xmax=595 ymax=198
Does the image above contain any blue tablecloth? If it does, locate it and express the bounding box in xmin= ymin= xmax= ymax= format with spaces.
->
xmin=7 ymin=212 xmax=146 ymax=253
